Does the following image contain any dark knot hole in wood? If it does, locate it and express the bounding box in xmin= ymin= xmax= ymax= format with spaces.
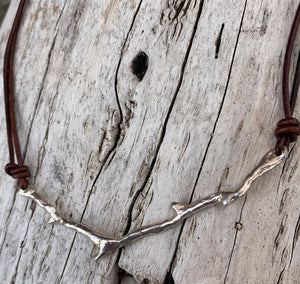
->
xmin=131 ymin=51 xmax=149 ymax=81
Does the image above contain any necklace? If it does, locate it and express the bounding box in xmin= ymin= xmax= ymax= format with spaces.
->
xmin=3 ymin=0 xmax=300 ymax=271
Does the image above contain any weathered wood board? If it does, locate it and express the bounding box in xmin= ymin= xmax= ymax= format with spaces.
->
xmin=0 ymin=0 xmax=299 ymax=283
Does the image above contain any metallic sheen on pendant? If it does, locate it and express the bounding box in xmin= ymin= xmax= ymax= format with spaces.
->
xmin=19 ymin=148 xmax=286 ymax=260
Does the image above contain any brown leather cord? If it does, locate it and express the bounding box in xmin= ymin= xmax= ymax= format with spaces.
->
xmin=275 ymin=3 xmax=300 ymax=155
xmin=3 ymin=0 xmax=30 ymax=189
xmin=2 ymin=1 xmax=300 ymax=188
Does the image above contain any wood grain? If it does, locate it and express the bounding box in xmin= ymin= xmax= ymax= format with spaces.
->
xmin=0 ymin=0 xmax=299 ymax=283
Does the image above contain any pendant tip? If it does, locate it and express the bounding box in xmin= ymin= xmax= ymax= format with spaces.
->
xmin=94 ymin=251 xmax=102 ymax=260
xmin=94 ymin=239 xmax=121 ymax=260
xmin=94 ymin=245 xmax=112 ymax=260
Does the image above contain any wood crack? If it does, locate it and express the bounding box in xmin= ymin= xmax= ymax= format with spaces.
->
xmin=1 ymin=4 xmax=85 ymax=281
xmin=275 ymin=145 xmax=294 ymax=194
xmin=10 ymin=210 xmax=35 ymax=283
xmin=58 ymin=0 xmax=144 ymax=280
xmin=272 ymin=214 xmax=288 ymax=264
xmin=276 ymin=245 xmax=288 ymax=284
xmin=223 ymin=196 xmax=247 ymax=284
xmin=59 ymin=234 xmax=77 ymax=282
xmin=54 ymin=1 xmax=67 ymax=31
xmin=0 ymin=12 xmax=61 ymax=280
xmin=0 ymin=0 xmax=10 ymax=27
xmin=168 ymin=0 xmax=248 ymax=278
xmin=121 ymin=0 xmax=205 ymax=240
xmin=276 ymin=269 xmax=285 ymax=284
xmin=8 ymin=73 xmax=63 ymax=283
xmin=37 ymin=226 xmax=54 ymax=276
xmin=289 ymin=213 xmax=300 ymax=266
xmin=1 ymin=3 xmax=59 ymax=248
xmin=215 ymin=23 xmax=225 ymax=59
xmin=23 ymin=32 xmax=58 ymax=165
xmin=0 ymin=188 xmax=19 ymax=254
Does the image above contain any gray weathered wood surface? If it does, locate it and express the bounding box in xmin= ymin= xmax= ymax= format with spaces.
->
xmin=0 ymin=0 xmax=299 ymax=283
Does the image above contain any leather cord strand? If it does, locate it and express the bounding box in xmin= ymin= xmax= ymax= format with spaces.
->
xmin=3 ymin=0 xmax=29 ymax=189
xmin=2 ymin=1 xmax=300 ymax=186
xmin=275 ymin=3 xmax=300 ymax=155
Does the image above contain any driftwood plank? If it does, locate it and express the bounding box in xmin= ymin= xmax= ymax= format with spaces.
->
xmin=170 ymin=1 xmax=300 ymax=283
xmin=0 ymin=0 xmax=299 ymax=283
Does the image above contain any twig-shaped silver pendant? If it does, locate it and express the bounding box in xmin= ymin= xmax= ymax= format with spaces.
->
xmin=19 ymin=149 xmax=286 ymax=259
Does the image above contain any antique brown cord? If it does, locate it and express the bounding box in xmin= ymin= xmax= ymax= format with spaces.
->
xmin=275 ymin=3 xmax=300 ymax=155
xmin=2 ymin=1 xmax=300 ymax=187
xmin=3 ymin=0 xmax=29 ymax=189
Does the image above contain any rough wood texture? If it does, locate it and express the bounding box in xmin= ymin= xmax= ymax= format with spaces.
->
xmin=0 ymin=0 xmax=299 ymax=283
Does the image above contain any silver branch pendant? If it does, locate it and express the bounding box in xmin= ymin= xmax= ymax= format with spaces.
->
xmin=19 ymin=149 xmax=286 ymax=259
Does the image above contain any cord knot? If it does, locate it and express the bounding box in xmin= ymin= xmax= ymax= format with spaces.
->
xmin=275 ymin=117 xmax=300 ymax=155
xmin=5 ymin=163 xmax=30 ymax=189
